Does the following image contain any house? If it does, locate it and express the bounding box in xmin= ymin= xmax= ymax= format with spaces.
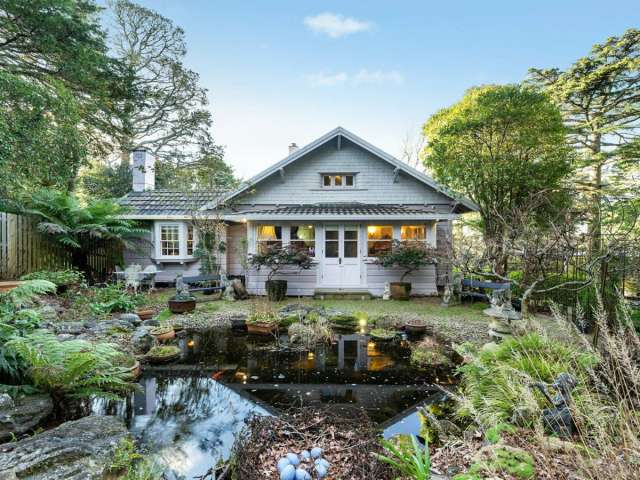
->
xmin=119 ymin=127 xmax=477 ymax=296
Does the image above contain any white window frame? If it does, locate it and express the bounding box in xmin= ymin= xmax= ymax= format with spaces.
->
xmin=154 ymin=221 xmax=197 ymax=260
xmin=320 ymin=173 xmax=356 ymax=189
xmin=251 ymin=223 xmax=318 ymax=258
xmin=364 ymin=222 xmax=437 ymax=260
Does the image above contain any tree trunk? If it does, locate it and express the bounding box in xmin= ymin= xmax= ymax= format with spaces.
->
xmin=588 ymin=134 xmax=603 ymax=256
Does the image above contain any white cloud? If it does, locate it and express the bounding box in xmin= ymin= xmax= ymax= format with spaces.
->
xmin=304 ymin=12 xmax=373 ymax=38
xmin=306 ymin=70 xmax=404 ymax=88
xmin=352 ymin=69 xmax=404 ymax=86
xmin=306 ymin=72 xmax=349 ymax=87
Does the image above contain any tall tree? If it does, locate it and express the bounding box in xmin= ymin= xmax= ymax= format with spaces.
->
xmin=422 ymin=84 xmax=574 ymax=275
xmin=528 ymin=29 xmax=640 ymax=253
xmin=108 ymin=0 xmax=212 ymax=162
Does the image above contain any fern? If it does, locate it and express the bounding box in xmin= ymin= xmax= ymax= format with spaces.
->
xmin=0 ymin=280 xmax=56 ymax=309
xmin=6 ymin=331 xmax=137 ymax=403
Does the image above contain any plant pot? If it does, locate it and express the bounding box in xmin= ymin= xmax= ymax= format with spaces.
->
xmin=127 ymin=360 xmax=142 ymax=380
xmin=145 ymin=346 xmax=181 ymax=364
xmin=247 ymin=322 xmax=278 ymax=335
xmin=266 ymin=280 xmax=287 ymax=301
xmin=150 ymin=327 xmax=176 ymax=342
xmin=0 ymin=281 xmax=23 ymax=293
xmin=168 ymin=298 xmax=196 ymax=313
xmin=135 ymin=308 xmax=155 ymax=320
xmin=390 ymin=282 xmax=412 ymax=300
xmin=404 ymin=319 xmax=428 ymax=335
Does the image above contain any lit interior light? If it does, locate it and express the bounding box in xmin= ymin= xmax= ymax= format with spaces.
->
xmin=187 ymin=340 xmax=195 ymax=348
xmin=308 ymin=352 xmax=315 ymax=360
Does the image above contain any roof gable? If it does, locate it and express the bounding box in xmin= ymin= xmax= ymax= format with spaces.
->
xmin=211 ymin=127 xmax=477 ymax=212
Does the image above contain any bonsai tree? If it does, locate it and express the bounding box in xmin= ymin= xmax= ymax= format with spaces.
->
xmin=248 ymin=245 xmax=313 ymax=301
xmin=376 ymin=240 xmax=438 ymax=299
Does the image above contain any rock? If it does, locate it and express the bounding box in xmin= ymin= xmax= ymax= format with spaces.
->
xmin=54 ymin=322 xmax=85 ymax=335
xmin=0 ymin=394 xmax=54 ymax=442
xmin=119 ymin=313 xmax=142 ymax=326
xmin=0 ymin=415 xmax=127 ymax=479
xmin=56 ymin=334 xmax=76 ymax=342
xmin=279 ymin=303 xmax=312 ymax=318
xmin=230 ymin=278 xmax=248 ymax=300
xmin=0 ymin=395 xmax=13 ymax=410
xmin=131 ymin=327 xmax=157 ymax=354
xmin=90 ymin=319 xmax=134 ymax=335
xmin=35 ymin=305 xmax=58 ymax=322
xmin=142 ymin=319 xmax=160 ymax=327
xmin=511 ymin=406 xmax=536 ymax=427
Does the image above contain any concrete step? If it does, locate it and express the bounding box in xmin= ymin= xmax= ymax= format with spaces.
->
xmin=313 ymin=289 xmax=372 ymax=300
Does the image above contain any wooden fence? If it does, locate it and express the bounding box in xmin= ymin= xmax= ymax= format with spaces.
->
xmin=0 ymin=212 xmax=122 ymax=282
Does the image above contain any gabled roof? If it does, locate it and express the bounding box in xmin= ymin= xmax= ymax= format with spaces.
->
xmin=207 ymin=127 xmax=477 ymax=213
xmin=119 ymin=190 xmax=226 ymax=218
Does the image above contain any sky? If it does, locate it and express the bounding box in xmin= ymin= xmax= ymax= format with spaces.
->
xmin=132 ymin=1 xmax=640 ymax=179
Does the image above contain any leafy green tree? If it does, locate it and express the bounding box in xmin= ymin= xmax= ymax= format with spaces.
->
xmin=0 ymin=73 xmax=89 ymax=198
xmin=528 ymin=29 xmax=640 ymax=252
xmin=1 ymin=189 xmax=147 ymax=278
xmin=422 ymin=84 xmax=573 ymax=274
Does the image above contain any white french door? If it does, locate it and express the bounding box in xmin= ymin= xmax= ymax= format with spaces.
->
xmin=321 ymin=224 xmax=362 ymax=287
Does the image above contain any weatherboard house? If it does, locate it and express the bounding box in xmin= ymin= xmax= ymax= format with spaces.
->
xmin=119 ymin=127 xmax=476 ymax=296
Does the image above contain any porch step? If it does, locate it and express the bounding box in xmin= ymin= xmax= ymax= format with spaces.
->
xmin=313 ymin=288 xmax=372 ymax=300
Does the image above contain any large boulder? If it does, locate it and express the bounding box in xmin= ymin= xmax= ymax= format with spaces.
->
xmin=0 ymin=415 xmax=128 ymax=480
xmin=53 ymin=322 xmax=85 ymax=335
xmin=0 ymin=394 xmax=53 ymax=442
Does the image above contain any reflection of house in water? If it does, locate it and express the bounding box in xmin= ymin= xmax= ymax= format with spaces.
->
xmin=133 ymin=377 xmax=157 ymax=415
xmin=337 ymin=334 xmax=369 ymax=370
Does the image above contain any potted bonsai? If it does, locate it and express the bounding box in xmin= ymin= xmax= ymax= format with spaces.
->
xmin=376 ymin=241 xmax=438 ymax=300
xmin=114 ymin=353 xmax=141 ymax=380
xmin=248 ymin=245 xmax=313 ymax=301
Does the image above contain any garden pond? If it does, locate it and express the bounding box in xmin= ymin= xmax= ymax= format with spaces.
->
xmin=92 ymin=327 xmax=457 ymax=478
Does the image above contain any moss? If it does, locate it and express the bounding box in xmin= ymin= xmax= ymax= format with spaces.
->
xmin=278 ymin=315 xmax=299 ymax=328
xmin=410 ymin=346 xmax=452 ymax=368
xmin=149 ymin=326 xmax=173 ymax=336
xmin=146 ymin=345 xmax=180 ymax=358
xmin=155 ymin=308 xmax=172 ymax=322
xmin=485 ymin=423 xmax=516 ymax=444
xmin=465 ymin=445 xmax=535 ymax=480
xmin=369 ymin=328 xmax=397 ymax=341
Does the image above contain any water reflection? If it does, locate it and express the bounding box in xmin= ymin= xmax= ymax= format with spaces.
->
xmin=93 ymin=376 xmax=267 ymax=479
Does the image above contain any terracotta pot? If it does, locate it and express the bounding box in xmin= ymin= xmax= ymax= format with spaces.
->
xmin=168 ymin=299 xmax=196 ymax=313
xmin=247 ymin=322 xmax=278 ymax=335
xmin=265 ymin=280 xmax=287 ymax=301
xmin=127 ymin=360 xmax=142 ymax=380
xmin=150 ymin=327 xmax=176 ymax=342
xmin=135 ymin=308 xmax=155 ymax=320
xmin=145 ymin=347 xmax=181 ymax=364
xmin=390 ymin=282 xmax=412 ymax=300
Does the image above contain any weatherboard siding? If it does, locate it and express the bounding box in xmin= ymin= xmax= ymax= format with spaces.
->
xmin=244 ymin=140 xmax=452 ymax=206
xmin=365 ymin=263 xmax=438 ymax=296
xmin=226 ymin=223 xmax=247 ymax=276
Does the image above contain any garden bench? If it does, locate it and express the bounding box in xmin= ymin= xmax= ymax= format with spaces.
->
xmin=461 ymin=278 xmax=511 ymax=302
xmin=182 ymin=274 xmax=226 ymax=294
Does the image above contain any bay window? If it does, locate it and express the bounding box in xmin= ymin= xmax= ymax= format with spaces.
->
xmin=160 ymin=225 xmax=180 ymax=256
xmin=156 ymin=222 xmax=197 ymax=259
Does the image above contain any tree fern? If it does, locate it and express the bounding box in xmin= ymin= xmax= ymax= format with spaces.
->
xmin=6 ymin=331 xmax=136 ymax=404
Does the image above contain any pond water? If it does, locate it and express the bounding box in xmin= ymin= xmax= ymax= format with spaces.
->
xmin=93 ymin=327 xmax=456 ymax=478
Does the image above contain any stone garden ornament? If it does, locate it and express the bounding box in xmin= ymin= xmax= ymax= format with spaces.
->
xmin=533 ymin=372 xmax=578 ymax=438
xmin=483 ymin=288 xmax=521 ymax=321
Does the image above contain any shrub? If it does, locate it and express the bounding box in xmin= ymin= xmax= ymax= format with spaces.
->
xmin=6 ymin=331 xmax=136 ymax=407
xmin=109 ymin=438 xmax=163 ymax=480
xmin=21 ymin=269 xmax=84 ymax=287
xmin=89 ymin=283 xmax=144 ymax=316
xmin=246 ymin=311 xmax=280 ymax=325
xmin=247 ymin=244 xmax=313 ymax=281
xmin=456 ymin=332 xmax=598 ymax=427
xmin=375 ymin=435 xmax=431 ymax=480
xmin=375 ymin=240 xmax=438 ymax=281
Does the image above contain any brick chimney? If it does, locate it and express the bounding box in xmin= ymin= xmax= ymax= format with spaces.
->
xmin=132 ymin=149 xmax=155 ymax=192
xmin=288 ymin=143 xmax=299 ymax=155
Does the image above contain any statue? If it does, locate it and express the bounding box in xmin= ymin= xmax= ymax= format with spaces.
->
xmin=441 ymin=273 xmax=462 ymax=307
xmin=483 ymin=288 xmax=521 ymax=320
xmin=175 ymin=273 xmax=190 ymax=297
xmin=382 ymin=282 xmax=391 ymax=301
xmin=533 ymin=373 xmax=577 ymax=438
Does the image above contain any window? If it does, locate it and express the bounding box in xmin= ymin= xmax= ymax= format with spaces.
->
xmin=160 ymin=225 xmax=180 ymax=256
xmin=325 ymin=226 xmax=339 ymax=258
xmin=367 ymin=225 xmax=393 ymax=257
xmin=186 ymin=225 xmax=195 ymax=255
xmin=257 ymin=225 xmax=282 ymax=253
xmin=344 ymin=227 xmax=358 ymax=258
xmin=321 ymin=174 xmax=355 ymax=188
xmin=290 ymin=225 xmax=315 ymax=256
xmin=401 ymin=225 xmax=426 ymax=242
